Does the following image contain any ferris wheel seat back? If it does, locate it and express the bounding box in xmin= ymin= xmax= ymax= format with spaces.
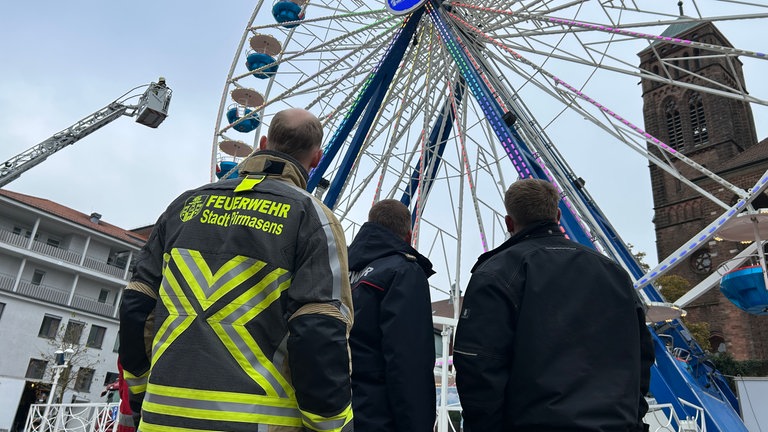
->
xmin=226 ymin=107 xmax=261 ymax=133
xmin=272 ymin=1 xmax=305 ymax=28
xmin=216 ymin=161 xmax=239 ymax=180
xmin=246 ymin=52 xmax=279 ymax=79
xmin=719 ymin=265 xmax=768 ymax=315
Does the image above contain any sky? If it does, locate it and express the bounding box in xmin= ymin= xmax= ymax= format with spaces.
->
xmin=1 ymin=1 xmax=766 ymax=270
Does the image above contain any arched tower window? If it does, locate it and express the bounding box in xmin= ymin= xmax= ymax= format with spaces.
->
xmin=665 ymin=100 xmax=684 ymax=150
xmin=689 ymin=93 xmax=709 ymax=146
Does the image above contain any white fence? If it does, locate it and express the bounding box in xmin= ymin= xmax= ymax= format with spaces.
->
xmin=24 ymin=403 xmax=119 ymax=432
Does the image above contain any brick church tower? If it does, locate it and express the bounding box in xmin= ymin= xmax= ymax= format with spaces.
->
xmin=639 ymin=20 xmax=768 ymax=361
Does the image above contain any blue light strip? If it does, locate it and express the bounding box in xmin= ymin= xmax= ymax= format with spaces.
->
xmin=426 ymin=2 xmax=594 ymax=248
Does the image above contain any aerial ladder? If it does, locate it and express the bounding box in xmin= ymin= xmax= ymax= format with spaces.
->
xmin=0 ymin=78 xmax=172 ymax=187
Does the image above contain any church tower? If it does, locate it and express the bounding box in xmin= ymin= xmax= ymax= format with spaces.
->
xmin=639 ymin=20 xmax=768 ymax=361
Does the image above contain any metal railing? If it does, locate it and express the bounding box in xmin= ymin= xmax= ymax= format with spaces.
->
xmin=82 ymin=257 xmax=125 ymax=278
xmin=72 ymin=295 xmax=115 ymax=317
xmin=0 ymin=271 xmax=15 ymax=292
xmin=17 ymin=280 xmax=70 ymax=306
xmin=31 ymin=240 xmax=82 ymax=264
xmin=0 ymin=227 xmax=29 ymax=248
xmin=24 ymin=402 xmax=119 ymax=432
xmin=0 ymin=228 xmax=129 ymax=279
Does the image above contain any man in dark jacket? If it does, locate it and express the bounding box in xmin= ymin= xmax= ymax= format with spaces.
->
xmin=348 ymin=199 xmax=436 ymax=431
xmin=454 ymin=178 xmax=654 ymax=432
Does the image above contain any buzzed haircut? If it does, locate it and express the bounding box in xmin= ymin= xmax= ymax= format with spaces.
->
xmin=267 ymin=109 xmax=323 ymax=160
xmin=368 ymin=199 xmax=412 ymax=240
xmin=504 ymin=178 xmax=560 ymax=227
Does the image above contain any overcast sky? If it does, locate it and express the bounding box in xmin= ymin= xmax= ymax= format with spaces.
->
xmin=1 ymin=2 xmax=766 ymax=267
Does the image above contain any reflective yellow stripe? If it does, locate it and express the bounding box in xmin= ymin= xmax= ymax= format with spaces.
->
xmin=138 ymin=421 xmax=220 ymax=432
xmin=234 ymin=175 xmax=265 ymax=193
xmin=152 ymin=256 xmax=197 ymax=365
xmin=209 ymin=268 xmax=294 ymax=397
xmin=300 ymin=404 xmax=353 ymax=432
xmin=123 ymin=370 xmax=149 ymax=395
xmin=143 ymin=383 xmax=302 ymax=427
xmin=148 ymin=382 xmax=297 ymax=408
xmin=173 ymin=249 xmax=266 ymax=310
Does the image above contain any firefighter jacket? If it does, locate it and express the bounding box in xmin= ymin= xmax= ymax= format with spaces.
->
xmin=454 ymin=221 xmax=654 ymax=432
xmin=347 ymin=222 xmax=436 ymax=432
xmin=119 ymin=150 xmax=354 ymax=432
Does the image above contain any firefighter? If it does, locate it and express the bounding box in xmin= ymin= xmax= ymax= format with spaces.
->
xmin=119 ymin=108 xmax=354 ymax=432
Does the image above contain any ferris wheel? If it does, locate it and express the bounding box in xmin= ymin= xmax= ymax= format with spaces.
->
xmin=212 ymin=1 xmax=768 ymax=430
xmin=212 ymin=0 xmax=767 ymax=301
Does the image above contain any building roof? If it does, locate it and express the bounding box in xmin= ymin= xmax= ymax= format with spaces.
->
xmin=718 ymin=137 xmax=768 ymax=173
xmin=432 ymin=297 xmax=463 ymax=320
xmin=0 ymin=189 xmax=148 ymax=246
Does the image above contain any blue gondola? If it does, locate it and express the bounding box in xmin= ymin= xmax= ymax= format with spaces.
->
xmin=720 ymin=265 xmax=768 ymax=315
xmin=226 ymin=107 xmax=260 ymax=133
xmin=216 ymin=161 xmax=239 ymax=180
xmin=272 ymin=1 xmax=304 ymax=28
xmin=246 ymin=52 xmax=279 ymax=79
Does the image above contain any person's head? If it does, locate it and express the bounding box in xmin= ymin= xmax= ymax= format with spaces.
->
xmin=368 ymin=199 xmax=412 ymax=243
xmin=258 ymin=108 xmax=324 ymax=170
xmin=503 ymin=178 xmax=561 ymax=234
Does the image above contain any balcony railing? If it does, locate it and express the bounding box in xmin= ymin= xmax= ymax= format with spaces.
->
xmin=0 ymin=271 xmax=15 ymax=292
xmin=82 ymin=257 xmax=125 ymax=278
xmin=31 ymin=239 xmax=82 ymax=264
xmin=17 ymin=280 xmax=70 ymax=306
xmin=0 ymin=228 xmax=29 ymax=248
xmin=0 ymin=227 xmax=129 ymax=279
xmin=72 ymin=294 xmax=116 ymax=317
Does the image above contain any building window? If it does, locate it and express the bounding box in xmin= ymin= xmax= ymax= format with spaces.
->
xmin=74 ymin=368 xmax=95 ymax=392
xmin=31 ymin=269 xmax=46 ymax=286
xmin=25 ymin=358 xmax=48 ymax=379
xmin=0 ymin=302 xmax=5 ymax=320
xmin=113 ymin=332 xmax=120 ymax=353
xmin=13 ymin=226 xmax=33 ymax=239
xmin=98 ymin=289 xmax=109 ymax=304
xmin=690 ymin=249 xmax=712 ymax=274
xmin=46 ymin=237 xmax=61 ymax=248
xmin=63 ymin=321 xmax=85 ymax=345
xmin=87 ymin=325 xmax=107 ymax=349
xmin=665 ymin=100 xmax=684 ymax=150
xmin=38 ymin=315 xmax=62 ymax=339
xmin=107 ymin=250 xmax=130 ymax=268
xmin=689 ymin=93 xmax=709 ymax=146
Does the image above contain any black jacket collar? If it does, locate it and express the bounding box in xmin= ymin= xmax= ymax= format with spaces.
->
xmin=471 ymin=220 xmax=563 ymax=272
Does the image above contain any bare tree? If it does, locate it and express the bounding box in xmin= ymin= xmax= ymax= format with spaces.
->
xmin=39 ymin=323 xmax=103 ymax=403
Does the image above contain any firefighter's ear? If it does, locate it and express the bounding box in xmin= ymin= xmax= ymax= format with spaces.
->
xmin=258 ymin=135 xmax=268 ymax=151
xmin=310 ymin=148 xmax=322 ymax=169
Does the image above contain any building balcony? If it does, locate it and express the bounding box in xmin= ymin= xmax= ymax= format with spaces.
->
xmin=30 ymin=238 xmax=82 ymax=264
xmin=0 ymin=228 xmax=29 ymax=248
xmin=0 ymin=272 xmax=15 ymax=292
xmin=82 ymin=256 xmax=125 ymax=278
xmin=0 ymin=227 xmax=129 ymax=280
xmin=0 ymin=273 xmax=119 ymax=318
xmin=71 ymin=294 xmax=116 ymax=317
xmin=16 ymin=280 xmax=70 ymax=306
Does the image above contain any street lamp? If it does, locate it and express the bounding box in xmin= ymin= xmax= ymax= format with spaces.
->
xmin=47 ymin=347 xmax=75 ymax=405
xmin=41 ymin=346 xmax=75 ymax=430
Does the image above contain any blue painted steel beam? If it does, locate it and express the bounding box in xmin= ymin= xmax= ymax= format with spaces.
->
xmin=307 ymin=8 xmax=425 ymax=198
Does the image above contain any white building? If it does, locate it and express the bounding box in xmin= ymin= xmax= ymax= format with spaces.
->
xmin=0 ymin=189 xmax=149 ymax=432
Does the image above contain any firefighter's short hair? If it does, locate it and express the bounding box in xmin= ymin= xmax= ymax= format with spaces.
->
xmin=368 ymin=199 xmax=411 ymax=240
xmin=504 ymin=178 xmax=560 ymax=227
xmin=267 ymin=108 xmax=323 ymax=161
